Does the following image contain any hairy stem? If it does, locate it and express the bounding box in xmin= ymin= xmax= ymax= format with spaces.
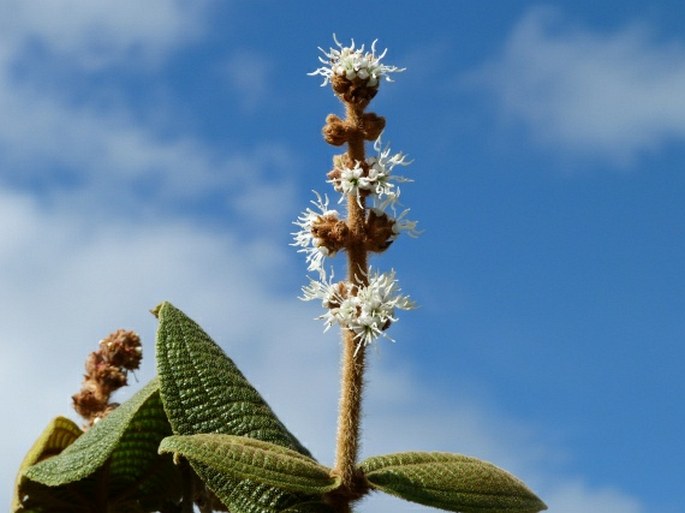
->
xmin=333 ymin=103 xmax=369 ymax=494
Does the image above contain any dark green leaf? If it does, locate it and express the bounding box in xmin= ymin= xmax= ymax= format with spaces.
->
xmin=26 ymin=378 xmax=161 ymax=485
xmin=360 ymin=452 xmax=547 ymax=513
xmin=154 ymin=301 xmax=331 ymax=513
xmin=22 ymin=378 xmax=182 ymax=512
xmin=154 ymin=302 xmax=310 ymax=453
xmin=159 ymin=434 xmax=339 ymax=494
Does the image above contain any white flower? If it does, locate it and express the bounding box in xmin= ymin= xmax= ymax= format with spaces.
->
xmin=309 ymin=35 xmax=405 ymax=87
xmin=291 ymin=191 xmax=339 ymax=278
xmin=301 ymin=269 xmax=415 ymax=350
xmin=368 ymin=207 xmax=421 ymax=242
xmin=301 ymin=274 xmax=346 ymax=331
xmin=352 ymin=269 xmax=415 ymax=348
xmin=365 ymin=137 xmax=412 ymax=206
xmin=331 ymin=138 xmax=413 ymax=210
xmin=336 ymin=163 xmax=365 ymax=199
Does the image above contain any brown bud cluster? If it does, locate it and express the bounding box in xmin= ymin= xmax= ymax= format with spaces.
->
xmin=311 ymin=212 xmax=349 ymax=255
xmin=331 ymin=74 xmax=379 ymax=108
xmin=323 ymin=114 xmax=351 ymax=146
xmin=323 ymin=113 xmax=386 ymax=147
xmin=72 ymin=329 xmax=142 ymax=427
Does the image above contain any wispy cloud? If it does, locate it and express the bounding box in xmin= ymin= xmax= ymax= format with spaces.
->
xmin=0 ymin=5 xmax=296 ymax=226
xmin=222 ymin=49 xmax=275 ymax=111
xmin=0 ymin=0 xmax=212 ymax=69
xmin=469 ymin=7 xmax=685 ymax=166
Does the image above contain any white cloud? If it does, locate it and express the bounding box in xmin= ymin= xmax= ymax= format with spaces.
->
xmin=470 ymin=7 xmax=685 ymax=165
xmin=0 ymin=0 xmax=212 ymax=69
xmin=0 ymin=39 xmax=297 ymax=226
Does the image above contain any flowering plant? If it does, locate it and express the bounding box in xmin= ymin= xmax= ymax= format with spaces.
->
xmin=12 ymin=37 xmax=546 ymax=513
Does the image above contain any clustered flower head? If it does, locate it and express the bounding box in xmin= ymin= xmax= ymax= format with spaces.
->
xmin=328 ymin=137 xmax=413 ymax=209
xmin=295 ymin=36 xmax=416 ymax=349
xmin=309 ymin=34 xmax=405 ymax=89
xmin=291 ymin=191 xmax=347 ymax=278
xmin=301 ymin=269 xmax=415 ymax=351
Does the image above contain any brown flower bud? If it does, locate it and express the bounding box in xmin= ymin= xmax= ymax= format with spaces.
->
xmin=331 ymin=75 xmax=378 ymax=108
xmin=99 ymin=329 xmax=142 ymax=371
xmin=311 ymin=213 xmax=349 ymax=255
xmin=72 ymin=329 xmax=143 ymax=427
xmin=364 ymin=209 xmax=396 ymax=253
xmin=323 ymin=114 xmax=352 ymax=146
xmin=72 ymin=387 xmax=107 ymax=420
xmin=361 ymin=113 xmax=386 ymax=141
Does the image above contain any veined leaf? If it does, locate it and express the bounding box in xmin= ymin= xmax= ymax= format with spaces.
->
xmin=154 ymin=302 xmax=332 ymax=513
xmin=360 ymin=452 xmax=547 ymax=513
xmin=159 ymin=434 xmax=339 ymax=494
xmin=12 ymin=416 xmax=83 ymax=512
xmin=22 ymin=378 xmax=182 ymax=512
xmin=25 ymin=378 xmax=162 ymax=485
xmin=154 ymin=302 xmax=310 ymax=453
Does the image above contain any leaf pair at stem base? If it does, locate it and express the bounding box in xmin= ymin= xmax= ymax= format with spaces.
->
xmin=15 ymin=302 xmax=546 ymax=513
xmin=156 ymin=302 xmax=546 ymax=513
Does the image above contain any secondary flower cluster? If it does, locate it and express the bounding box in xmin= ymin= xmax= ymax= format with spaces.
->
xmin=310 ymin=34 xmax=405 ymax=88
xmin=295 ymin=36 xmax=415 ymax=348
xmin=329 ymin=137 xmax=412 ymax=208
xmin=292 ymin=191 xmax=341 ymax=278
xmin=301 ymin=269 xmax=414 ymax=350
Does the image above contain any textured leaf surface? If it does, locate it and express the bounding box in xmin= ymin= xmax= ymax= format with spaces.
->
xmin=12 ymin=416 xmax=83 ymax=512
xmin=25 ymin=378 xmax=162 ymax=485
xmin=154 ymin=302 xmax=332 ymax=513
xmin=154 ymin=302 xmax=310 ymax=453
xmin=159 ymin=434 xmax=339 ymax=494
xmin=360 ymin=452 xmax=547 ymax=513
xmin=22 ymin=378 xmax=182 ymax=512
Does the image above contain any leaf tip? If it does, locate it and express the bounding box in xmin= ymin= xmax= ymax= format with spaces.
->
xmin=151 ymin=301 xmax=171 ymax=319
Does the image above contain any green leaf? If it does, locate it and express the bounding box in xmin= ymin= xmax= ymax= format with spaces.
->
xmin=12 ymin=416 xmax=83 ymax=512
xmin=25 ymin=378 xmax=160 ymax=485
xmin=22 ymin=378 xmax=182 ymax=512
xmin=154 ymin=301 xmax=310 ymax=453
xmin=154 ymin=301 xmax=332 ymax=513
xmin=159 ymin=434 xmax=339 ymax=494
xmin=360 ymin=452 xmax=547 ymax=513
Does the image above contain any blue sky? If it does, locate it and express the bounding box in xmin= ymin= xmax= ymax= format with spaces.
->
xmin=1 ymin=2 xmax=683 ymax=512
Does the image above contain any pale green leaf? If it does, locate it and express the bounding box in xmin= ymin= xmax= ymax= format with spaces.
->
xmin=159 ymin=434 xmax=339 ymax=494
xmin=360 ymin=452 xmax=547 ymax=513
xmin=12 ymin=416 xmax=83 ymax=512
